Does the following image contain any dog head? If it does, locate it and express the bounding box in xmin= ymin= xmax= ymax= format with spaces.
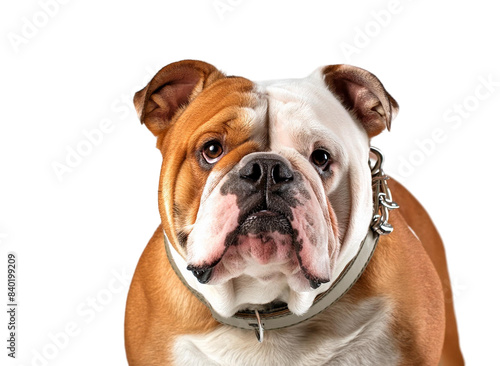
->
xmin=134 ymin=60 xmax=397 ymax=317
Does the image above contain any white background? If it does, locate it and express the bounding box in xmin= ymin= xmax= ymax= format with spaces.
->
xmin=1 ymin=0 xmax=499 ymax=364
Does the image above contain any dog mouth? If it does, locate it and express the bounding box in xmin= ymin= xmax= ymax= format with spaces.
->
xmin=236 ymin=210 xmax=293 ymax=238
xmin=187 ymin=208 xmax=328 ymax=289
xmin=187 ymin=209 xmax=292 ymax=282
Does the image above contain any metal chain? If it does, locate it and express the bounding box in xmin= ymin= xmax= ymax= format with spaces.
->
xmin=370 ymin=147 xmax=399 ymax=235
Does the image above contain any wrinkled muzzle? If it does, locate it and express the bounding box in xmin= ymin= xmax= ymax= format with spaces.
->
xmin=186 ymin=152 xmax=337 ymax=292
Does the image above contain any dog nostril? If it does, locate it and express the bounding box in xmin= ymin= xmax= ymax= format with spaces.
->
xmin=309 ymin=279 xmax=322 ymax=289
xmin=271 ymin=163 xmax=293 ymax=184
xmin=241 ymin=163 xmax=262 ymax=182
xmin=188 ymin=267 xmax=213 ymax=284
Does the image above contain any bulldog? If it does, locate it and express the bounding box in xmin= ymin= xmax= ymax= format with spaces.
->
xmin=125 ymin=60 xmax=464 ymax=365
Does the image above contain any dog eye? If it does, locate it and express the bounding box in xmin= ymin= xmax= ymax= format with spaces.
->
xmin=202 ymin=141 xmax=224 ymax=164
xmin=310 ymin=149 xmax=331 ymax=170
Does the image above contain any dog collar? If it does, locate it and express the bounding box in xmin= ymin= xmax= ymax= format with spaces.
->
xmin=163 ymin=147 xmax=398 ymax=341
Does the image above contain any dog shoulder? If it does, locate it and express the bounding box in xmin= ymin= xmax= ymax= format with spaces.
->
xmin=125 ymin=226 xmax=219 ymax=365
xmin=350 ymin=181 xmax=447 ymax=364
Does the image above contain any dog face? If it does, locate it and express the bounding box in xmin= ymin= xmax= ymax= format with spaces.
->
xmin=134 ymin=60 xmax=397 ymax=316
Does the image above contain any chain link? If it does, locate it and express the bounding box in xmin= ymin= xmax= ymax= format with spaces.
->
xmin=370 ymin=147 xmax=399 ymax=235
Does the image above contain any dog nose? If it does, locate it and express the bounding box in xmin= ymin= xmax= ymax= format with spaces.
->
xmin=239 ymin=155 xmax=294 ymax=190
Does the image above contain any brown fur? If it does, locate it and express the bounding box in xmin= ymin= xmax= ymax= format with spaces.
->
xmin=156 ymin=76 xmax=265 ymax=250
xmin=388 ymin=180 xmax=464 ymax=365
xmin=347 ymin=179 xmax=464 ymax=365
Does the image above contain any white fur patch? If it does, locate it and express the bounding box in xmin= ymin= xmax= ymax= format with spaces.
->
xmin=172 ymin=296 xmax=399 ymax=365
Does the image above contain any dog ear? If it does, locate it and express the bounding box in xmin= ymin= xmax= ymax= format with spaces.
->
xmin=322 ymin=64 xmax=399 ymax=137
xmin=133 ymin=60 xmax=225 ymax=137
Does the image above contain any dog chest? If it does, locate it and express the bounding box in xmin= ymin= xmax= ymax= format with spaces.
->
xmin=171 ymin=296 xmax=399 ymax=366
